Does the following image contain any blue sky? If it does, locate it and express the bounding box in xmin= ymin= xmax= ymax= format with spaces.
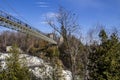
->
xmin=0 ymin=0 xmax=120 ymax=34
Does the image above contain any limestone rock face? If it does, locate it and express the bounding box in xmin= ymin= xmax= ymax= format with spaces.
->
xmin=0 ymin=53 xmax=72 ymax=80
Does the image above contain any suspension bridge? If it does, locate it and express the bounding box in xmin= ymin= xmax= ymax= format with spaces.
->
xmin=0 ymin=10 xmax=57 ymax=45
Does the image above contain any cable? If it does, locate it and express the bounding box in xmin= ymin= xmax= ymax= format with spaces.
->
xmin=2 ymin=0 xmax=37 ymax=29
xmin=1 ymin=0 xmax=43 ymax=35
xmin=0 ymin=3 xmax=9 ymax=31
xmin=3 ymin=0 xmax=42 ymax=33
xmin=0 ymin=3 xmax=9 ymax=13
xmin=2 ymin=0 xmax=30 ymax=23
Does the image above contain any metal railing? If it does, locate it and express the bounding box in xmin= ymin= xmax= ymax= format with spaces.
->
xmin=0 ymin=10 xmax=57 ymax=44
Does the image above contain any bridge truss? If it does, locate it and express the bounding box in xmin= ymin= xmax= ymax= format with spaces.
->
xmin=0 ymin=10 xmax=57 ymax=44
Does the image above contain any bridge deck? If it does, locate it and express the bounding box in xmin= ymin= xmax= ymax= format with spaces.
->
xmin=0 ymin=10 xmax=57 ymax=44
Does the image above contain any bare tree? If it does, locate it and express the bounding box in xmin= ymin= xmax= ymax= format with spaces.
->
xmin=47 ymin=7 xmax=82 ymax=80
xmin=68 ymin=36 xmax=83 ymax=80
xmin=47 ymin=7 xmax=79 ymax=43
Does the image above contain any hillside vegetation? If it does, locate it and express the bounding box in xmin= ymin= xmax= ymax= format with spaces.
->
xmin=0 ymin=8 xmax=120 ymax=80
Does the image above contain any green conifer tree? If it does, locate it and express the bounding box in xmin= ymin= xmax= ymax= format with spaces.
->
xmin=88 ymin=29 xmax=120 ymax=80
xmin=0 ymin=44 xmax=31 ymax=80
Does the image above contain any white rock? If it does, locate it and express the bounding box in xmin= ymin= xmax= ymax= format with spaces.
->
xmin=62 ymin=70 xmax=72 ymax=80
xmin=0 ymin=53 xmax=72 ymax=80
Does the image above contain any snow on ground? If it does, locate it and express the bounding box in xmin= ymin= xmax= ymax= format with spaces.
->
xmin=62 ymin=70 xmax=72 ymax=80
xmin=0 ymin=53 xmax=72 ymax=80
xmin=0 ymin=53 xmax=9 ymax=69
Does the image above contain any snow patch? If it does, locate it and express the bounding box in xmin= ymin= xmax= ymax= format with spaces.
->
xmin=63 ymin=70 xmax=72 ymax=80
xmin=0 ymin=53 xmax=72 ymax=80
